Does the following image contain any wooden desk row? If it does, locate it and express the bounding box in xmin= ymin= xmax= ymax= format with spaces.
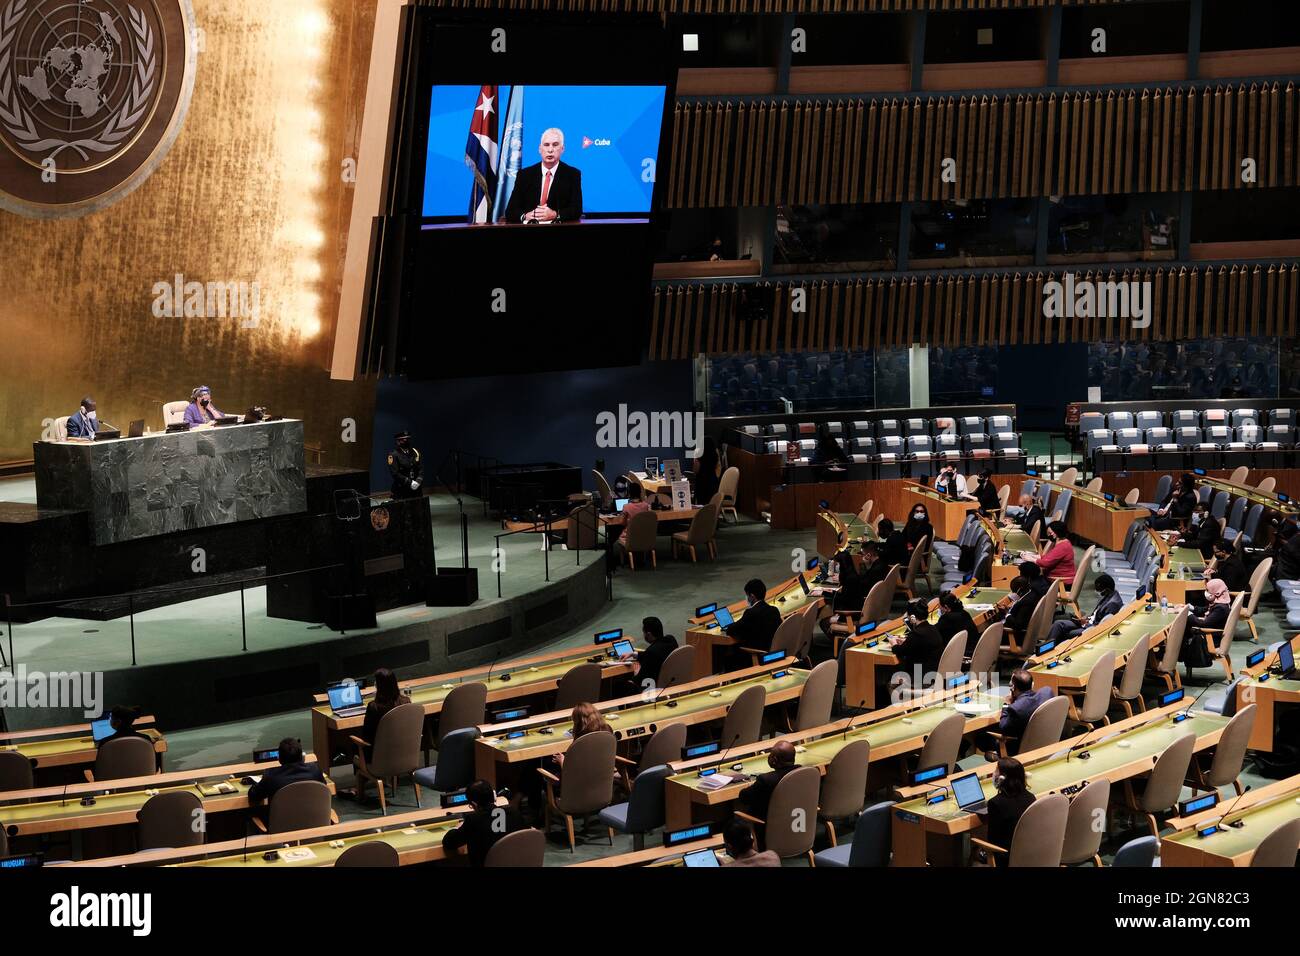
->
xmin=1195 ymin=475 xmax=1300 ymax=520
xmin=905 ymin=482 xmax=978 ymax=541
xmin=982 ymin=515 xmax=1038 ymax=587
xmin=1149 ymin=527 xmax=1209 ymax=603
xmin=1026 ymin=599 xmax=1181 ymax=694
xmin=0 ymin=717 xmax=166 ymax=783
xmin=1163 ymin=772 xmax=1300 ymax=867
xmin=1235 ymin=634 xmax=1300 ymax=752
xmin=1027 ymin=475 xmax=1150 ymax=552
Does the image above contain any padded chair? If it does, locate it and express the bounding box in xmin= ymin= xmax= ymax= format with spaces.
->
xmin=484 ymin=827 xmax=547 ymax=867
xmin=539 ymin=730 xmax=617 ymax=852
xmin=744 ymin=613 xmax=801 ymax=667
xmin=335 ymin=841 xmax=399 ymax=867
xmin=1195 ymin=704 xmax=1256 ymax=796
xmin=909 ymin=711 xmax=965 ymax=779
xmin=1061 ymin=778 xmax=1112 ymax=866
xmin=972 ymin=792 xmax=1069 ymax=867
xmin=1123 ymin=732 xmax=1196 ymax=837
xmin=1066 ymin=651 xmax=1116 ymax=732
xmin=592 ymin=470 xmax=615 ymax=509
xmin=0 ymin=750 xmax=35 ymax=792
xmin=1228 ymin=465 xmax=1250 ymax=485
xmin=899 ymin=534 xmax=932 ymax=600
xmin=621 ymin=510 xmax=658 ymax=570
xmin=51 ymin=416 xmax=70 ymax=441
xmin=736 ymin=765 xmax=821 ymax=864
xmin=720 ymin=684 xmax=767 ymax=747
xmin=1257 ymin=475 xmax=1277 ymax=493
xmin=350 ymin=701 xmax=426 ymax=814
xmin=1085 ymin=476 xmax=1103 ymax=493
xmin=137 ymin=790 xmax=204 ymax=851
xmin=988 ymin=694 xmax=1068 ymax=758
xmin=1149 ymin=607 xmax=1187 ymax=691
xmin=671 ymin=502 xmax=719 ymax=562
xmin=791 ymin=660 xmax=837 ymax=732
xmin=255 ymin=780 xmax=336 ymax=834
xmin=1190 ymin=593 xmax=1243 ymax=682
xmin=86 ymin=736 xmax=157 ymax=782
xmin=412 ymin=726 xmax=478 ymax=796
xmin=655 ymin=645 xmax=696 ymax=691
xmin=717 ymin=466 xmax=740 ymax=524
xmin=813 ymin=800 xmax=894 ymax=867
xmin=555 ymin=663 xmax=603 ymax=712
xmin=967 ymin=622 xmax=1002 ymax=683
xmin=1061 ymin=546 xmax=1095 ymax=617
xmin=1077 ymin=412 xmax=1105 ymax=435
xmin=1111 ymin=635 xmax=1151 ymax=719
xmin=599 ymin=763 xmax=671 ymax=851
xmin=162 ymin=401 xmax=189 ymax=427
xmin=616 ymin=722 xmax=686 ymax=794
xmin=817 ymin=739 xmax=871 ymax=846
xmin=1123 ymin=488 xmax=1141 ymax=505
xmin=1249 ymin=818 xmax=1300 ymax=867
xmin=1134 ymin=410 xmax=1163 ymax=432
xmin=1236 ymin=557 xmax=1271 ymax=641
xmin=1171 ymin=409 xmax=1199 ymax=429
xmin=438 ymin=682 xmax=488 ymax=745
xmin=1112 ymin=835 xmax=1160 ymax=867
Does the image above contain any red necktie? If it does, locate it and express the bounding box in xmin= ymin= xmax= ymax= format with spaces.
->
xmin=540 ymin=169 xmax=552 ymax=207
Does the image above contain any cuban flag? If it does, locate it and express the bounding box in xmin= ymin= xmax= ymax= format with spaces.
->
xmin=492 ymin=86 xmax=525 ymax=223
xmin=464 ymin=85 xmax=499 ymax=224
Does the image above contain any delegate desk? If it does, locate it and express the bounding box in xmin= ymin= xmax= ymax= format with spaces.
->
xmin=0 ymin=756 xmax=329 ymax=852
xmin=501 ymin=506 xmax=699 ymax=534
xmin=1026 ymin=600 xmax=1179 ymax=695
xmin=569 ymin=834 xmax=728 ymax=868
xmin=309 ymin=644 xmax=639 ymax=770
xmin=663 ymin=684 xmax=1002 ymax=831
xmin=906 ymin=482 xmax=978 ymax=541
xmin=65 ymin=803 xmax=500 ymax=869
xmin=890 ymin=702 xmax=1230 ymax=866
xmin=33 ymin=419 xmax=307 ymax=545
xmin=0 ymin=717 xmax=165 ymax=783
xmin=684 ymin=571 xmax=826 ymax=680
xmin=1234 ymin=635 xmax=1300 ymax=751
xmin=1151 ymin=529 xmax=1208 ymax=603
xmin=843 ymin=584 xmax=1012 ymax=710
xmin=1162 ymin=773 xmax=1300 ymax=867
xmin=473 ymin=660 xmax=809 ymax=786
xmin=1195 ymin=475 xmax=1300 ymax=521
xmin=983 ymin=515 xmax=1037 ymax=587
xmin=817 ymin=510 xmax=877 ymax=561
xmin=1030 ymin=476 xmax=1149 ymax=552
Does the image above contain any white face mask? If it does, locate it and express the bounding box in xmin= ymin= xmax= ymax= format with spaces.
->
xmin=912 ymin=512 xmax=924 ymax=521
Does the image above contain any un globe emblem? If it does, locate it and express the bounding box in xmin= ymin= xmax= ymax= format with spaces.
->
xmin=0 ymin=0 xmax=196 ymax=217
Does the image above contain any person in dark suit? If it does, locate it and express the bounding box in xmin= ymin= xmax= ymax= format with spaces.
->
xmin=936 ymin=590 xmax=981 ymax=657
xmin=1270 ymin=522 xmax=1300 ymax=582
xmin=876 ymin=519 xmax=908 ymax=572
xmin=65 ymin=396 xmax=99 ymax=439
xmin=722 ymin=818 xmax=780 ymax=867
xmin=830 ymin=548 xmax=867 ymax=613
xmin=976 ymin=757 xmax=1036 ymax=864
xmin=725 ymin=578 xmax=782 ymax=664
xmin=247 ymin=737 xmax=326 ymax=807
xmin=1043 ymin=573 xmax=1124 ymax=645
xmin=1177 ymin=501 xmax=1220 ymax=559
xmin=854 ymin=542 xmax=892 ymax=595
xmin=621 ymin=616 xmax=678 ymax=688
xmin=1151 ymin=474 xmax=1197 ymax=531
xmin=974 ymin=470 xmax=1002 ymax=515
xmin=442 ymin=779 xmax=526 ymax=866
xmin=96 ymin=705 xmax=151 ymax=749
xmin=1001 ymin=576 xmax=1041 ymax=649
xmin=889 ymin=599 xmax=945 ymax=687
xmin=387 ymin=432 xmax=423 ymax=500
xmin=1018 ymin=560 xmax=1050 ymax=599
xmin=738 ymin=740 xmax=798 ymax=823
xmin=1190 ymin=541 xmax=1247 ymax=607
xmin=503 ymin=128 xmax=583 ymax=224
xmin=1006 ymin=494 xmax=1045 ymax=540
xmin=977 ymin=670 xmax=1053 ymax=756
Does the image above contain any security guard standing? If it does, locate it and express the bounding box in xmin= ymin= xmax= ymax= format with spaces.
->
xmin=388 ymin=431 xmax=424 ymax=499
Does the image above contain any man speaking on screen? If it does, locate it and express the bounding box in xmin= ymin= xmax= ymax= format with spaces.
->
xmin=504 ymin=127 xmax=583 ymax=224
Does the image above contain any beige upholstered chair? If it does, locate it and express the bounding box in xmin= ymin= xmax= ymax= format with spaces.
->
xmin=162 ymin=401 xmax=189 ymax=427
xmin=86 ymin=736 xmax=157 ymax=782
xmin=1228 ymin=465 xmax=1250 ymax=485
xmin=1194 ymin=593 xmax=1243 ymax=681
xmin=972 ymin=792 xmax=1070 ymax=867
xmin=721 ymin=684 xmax=767 ymax=747
xmin=621 ymin=510 xmax=658 ymax=569
xmin=1062 ymin=546 xmax=1095 ymax=617
xmin=555 ymin=663 xmax=603 ymax=712
xmin=1059 ymin=467 xmax=1079 ymax=486
xmin=335 ymin=840 xmax=399 ymax=867
xmin=736 ymin=765 xmax=821 ymax=864
xmin=1123 ymin=488 xmax=1141 ymax=505
xmin=857 ymin=498 xmax=874 ymax=524
xmin=1235 ymin=558 xmax=1272 ymax=642
xmin=617 ymin=722 xmax=687 ymax=793
xmin=791 ymin=660 xmax=837 ymax=731
xmin=138 ymin=790 xmax=205 ymax=851
xmin=484 ymin=828 xmax=546 ymax=867
xmin=1256 ymin=476 xmax=1277 ymax=493
xmin=1004 ymin=582 xmax=1061 ymax=658
xmin=1249 ymin=818 xmax=1300 ymax=867
xmin=1196 ymin=703 xmax=1256 ymax=796
xmin=818 ymin=739 xmax=871 ymax=847
xmin=51 ymin=416 xmax=70 ymax=441
xmin=743 ymin=613 xmax=801 ymax=666
xmin=671 ymin=502 xmax=718 ymax=562
xmin=1066 ymin=650 xmax=1117 ymax=731
xmin=539 ymin=730 xmax=617 ymax=852
xmin=988 ymin=694 xmax=1068 ymax=758
xmin=1026 ymin=520 xmax=1042 ymax=548
xmin=655 ymin=645 xmax=696 ymax=691
xmin=592 ymin=470 xmax=615 ymax=509
xmin=1149 ymin=607 xmax=1187 ymax=691
xmin=1085 ymin=477 xmax=1104 ymax=493
xmin=438 ymin=682 xmax=487 ymax=744
xmin=1124 ymin=732 xmax=1196 ymax=837
xmin=1111 ymin=635 xmax=1151 ymax=718
xmin=255 ymin=780 xmax=337 ymax=834
xmin=908 ymin=711 xmax=965 ymax=779
xmin=1061 ymin=778 xmax=1112 ymax=866
xmin=718 ymin=466 xmax=740 ymax=524
xmin=967 ymin=622 xmax=1002 ymax=684
xmin=350 ymin=701 xmax=425 ymax=814
xmin=900 ymin=535 xmax=931 ymax=600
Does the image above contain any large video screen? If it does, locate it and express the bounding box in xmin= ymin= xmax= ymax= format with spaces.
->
xmin=422 ymin=84 xmax=667 ymax=222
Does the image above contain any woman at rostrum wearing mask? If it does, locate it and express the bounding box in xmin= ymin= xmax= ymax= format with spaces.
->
xmin=183 ymin=386 xmax=226 ymax=427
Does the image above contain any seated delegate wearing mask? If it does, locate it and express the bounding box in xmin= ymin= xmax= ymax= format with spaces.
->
xmin=183 ymin=386 xmax=226 ymax=427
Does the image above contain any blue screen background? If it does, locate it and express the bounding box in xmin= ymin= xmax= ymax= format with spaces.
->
xmin=422 ymin=84 xmax=666 ymax=218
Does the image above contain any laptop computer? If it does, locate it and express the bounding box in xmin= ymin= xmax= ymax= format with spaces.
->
xmin=614 ymin=498 xmax=630 ymax=513
xmin=93 ymin=427 xmax=121 ymax=441
xmin=127 ymin=419 xmax=145 ymax=438
xmin=682 ymin=847 xmax=721 ymax=868
xmin=326 ymin=683 xmax=366 ymax=718
xmin=951 ymin=772 xmax=989 ymax=813
xmin=713 ymin=606 xmax=734 ymax=628
xmin=1277 ymin=641 xmax=1296 ymax=679
xmin=90 ymin=716 xmax=114 ymax=742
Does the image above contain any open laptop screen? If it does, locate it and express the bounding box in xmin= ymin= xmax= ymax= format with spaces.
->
xmin=951 ymin=773 xmax=986 ymax=810
xmin=328 ymin=684 xmax=363 ymax=711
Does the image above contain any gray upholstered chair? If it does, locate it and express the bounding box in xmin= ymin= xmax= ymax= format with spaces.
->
xmin=900 ymin=535 xmax=932 ymax=600
xmin=592 ymin=470 xmax=615 ymax=509
xmin=1066 ymin=650 xmax=1116 ymax=731
xmin=555 ymin=663 xmax=603 ymax=712
xmin=335 ymin=840 xmax=399 ymax=867
xmin=599 ymin=763 xmax=671 ymax=851
xmin=412 ymin=726 xmax=478 ymax=795
xmin=1124 ymin=732 xmax=1196 ymax=837
xmin=539 ymin=730 xmax=617 ymax=852
xmin=903 ymin=710 xmax=966 ymax=783
xmin=720 ymin=684 xmax=766 ymax=748
xmin=256 ymin=780 xmax=336 ymax=834
xmin=350 ymin=701 xmax=425 ymax=814
xmin=1112 ymin=835 xmax=1160 ymax=867
xmin=1149 ymin=607 xmax=1187 ymax=692
xmin=137 ymin=790 xmax=204 ymax=851
xmin=813 ymin=800 xmax=895 ymax=867
xmin=438 ymin=682 xmax=487 ymax=744
xmin=988 ymin=694 xmax=1068 ymax=758
xmin=718 ymin=466 xmax=740 ymax=524
xmin=818 ymin=738 xmax=871 ymax=846
xmin=86 ymin=736 xmax=157 ymax=782
xmin=616 ymin=722 xmax=687 ymax=793
xmin=967 ymin=622 xmax=1002 ymax=682
xmin=1196 ymin=703 xmax=1256 ymax=796
xmin=736 ymin=765 xmax=821 ymax=865
xmin=1249 ymin=818 xmax=1300 ymax=867
xmin=0 ymin=750 xmax=34 ymax=792
xmin=484 ymin=827 xmax=546 ymax=867
xmin=972 ymin=792 xmax=1070 ymax=866
xmin=1061 ymin=778 xmax=1112 ymax=866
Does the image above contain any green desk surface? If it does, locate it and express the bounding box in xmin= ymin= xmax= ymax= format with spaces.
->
xmin=1165 ymin=545 xmax=1207 ymax=578
xmin=834 ymin=514 xmax=878 ymax=542
xmin=1029 ymin=606 xmax=1179 ymax=681
xmin=0 ymin=776 xmax=251 ymax=827
xmin=5 ymin=728 xmax=162 ymax=761
xmin=1197 ymin=478 xmax=1299 ymax=515
xmin=997 ymin=527 xmax=1036 ymax=554
xmin=1164 ymin=790 xmax=1300 ymax=859
xmin=669 ymin=691 xmax=1003 ymax=793
xmin=846 ymin=589 xmax=1012 ymax=660
xmin=311 ymin=648 xmax=638 ymax=719
xmin=1241 ymin=674 xmax=1300 ymax=695
xmin=898 ymin=710 xmax=1229 ymax=824
xmin=482 ymin=669 xmax=811 ymax=755
xmin=730 ymin=581 xmax=821 ymax=622
xmin=177 ymin=817 xmax=464 ymax=867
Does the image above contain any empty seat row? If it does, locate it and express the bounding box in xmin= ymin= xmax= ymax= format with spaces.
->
xmin=767 ymin=433 xmax=1025 ymax=460
xmin=738 ymin=414 xmax=1016 ymax=444
xmin=1078 ymin=408 xmax=1295 ymax=435
xmin=1086 ymin=426 xmax=1292 ymax=460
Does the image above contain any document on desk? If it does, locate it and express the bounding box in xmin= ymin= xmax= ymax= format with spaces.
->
xmin=279 ymin=847 xmax=317 ymax=863
xmin=698 ymin=773 xmax=739 ymax=791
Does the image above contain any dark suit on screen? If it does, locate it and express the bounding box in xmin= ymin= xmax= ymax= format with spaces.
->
xmin=503 ymin=161 xmax=583 ymax=223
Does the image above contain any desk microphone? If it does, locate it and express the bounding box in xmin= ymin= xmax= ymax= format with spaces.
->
xmin=842 ymin=699 xmax=870 ymax=740
xmin=59 ymin=782 xmax=68 ymax=808
xmin=1064 ymin=723 xmax=1110 ymax=763
xmin=713 ymin=734 xmax=744 ymax=774
xmin=650 ymin=676 xmax=679 ymax=711
xmin=485 ymin=652 xmax=503 ymax=685
xmin=1217 ymin=785 xmax=1252 ymax=829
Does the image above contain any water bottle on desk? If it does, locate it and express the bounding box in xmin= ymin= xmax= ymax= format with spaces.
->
xmin=1160 ymin=594 xmax=1168 ymax=612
